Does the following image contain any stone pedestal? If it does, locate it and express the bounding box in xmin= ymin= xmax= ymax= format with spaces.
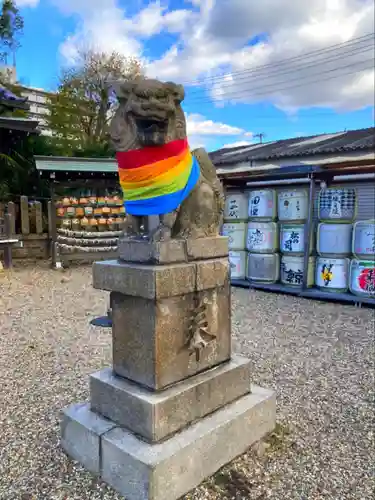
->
xmin=61 ymin=237 xmax=276 ymax=500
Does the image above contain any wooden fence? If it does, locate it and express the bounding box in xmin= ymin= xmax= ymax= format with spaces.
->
xmin=0 ymin=196 xmax=51 ymax=260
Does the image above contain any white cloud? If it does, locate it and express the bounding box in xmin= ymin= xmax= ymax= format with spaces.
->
xmin=126 ymin=2 xmax=165 ymax=37
xmin=16 ymin=0 xmax=39 ymax=6
xmin=221 ymin=140 xmax=253 ymax=149
xmin=207 ymin=0 xmax=375 ymax=111
xmin=163 ymin=9 xmax=192 ymax=33
xmin=55 ymin=0 xmax=143 ymax=64
xmin=188 ymin=137 xmax=206 ymax=150
xmin=53 ymin=0 xmax=375 ymax=112
xmin=147 ymin=0 xmax=375 ymax=111
xmin=186 ymin=113 xmax=251 ymax=136
xmin=124 ymin=3 xmax=192 ymax=37
xmin=185 ymin=113 xmax=252 ymax=150
xmin=53 ymin=0 xmax=194 ymax=66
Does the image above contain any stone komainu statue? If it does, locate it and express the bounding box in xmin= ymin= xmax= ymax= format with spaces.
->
xmin=110 ymin=78 xmax=225 ymax=241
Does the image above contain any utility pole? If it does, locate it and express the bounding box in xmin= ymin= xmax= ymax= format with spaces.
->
xmin=254 ymin=133 xmax=266 ymax=143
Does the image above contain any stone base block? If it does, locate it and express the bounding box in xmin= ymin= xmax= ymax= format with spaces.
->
xmin=61 ymin=386 xmax=276 ymax=500
xmin=118 ymin=236 xmax=229 ymax=264
xmin=109 ymin=284 xmax=231 ymax=390
xmin=92 ymin=257 xmax=229 ymax=299
xmin=60 ymin=402 xmax=116 ymax=475
xmin=118 ymin=238 xmax=186 ymax=264
xmin=90 ymin=355 xmax=252 ymax=442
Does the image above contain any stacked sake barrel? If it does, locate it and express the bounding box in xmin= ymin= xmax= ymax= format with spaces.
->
xmin=278 ymin=190 xmax=313 ymax=287
xmin=350 ymin=220 xmax=375 ymax=298
xmin=223 ymin=193 xmax=248 ymax=279
xmin=315 ymin=188 xmax=356 ymax=293
xmin=246 ymin=190 xmax=279 ymax=284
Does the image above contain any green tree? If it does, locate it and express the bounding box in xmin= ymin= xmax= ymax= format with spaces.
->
xmin=0 ymin=133 xmax=49 ymax=201
xmin=46 ymin=49 xmax=143 ymax=155
xmin=30 ymin=134 xmax=66 ymax=156
xmin=0 ymin=0 xmax=24 ymax=65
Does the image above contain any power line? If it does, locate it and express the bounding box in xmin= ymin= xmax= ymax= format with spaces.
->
xmin=184 ymin=42 xmax=374 ymax=97
xmin=184 ymin=107 xmax=374 ymax=122
xmin=185 ymin=36 xmax=375 ymax=92
xmin=184 ymin=59 xmax=374 ymax=106
xmin=186 ymin=61 xmax=374 ymax=106
xmin=176 ymin=32 xmax=375 ymax=87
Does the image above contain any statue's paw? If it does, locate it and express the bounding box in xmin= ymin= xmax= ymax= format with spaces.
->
xmin=150 ymin=225 xmax=172 ymax=242
xmin=121 ymin=228 xmax=139 ymax=239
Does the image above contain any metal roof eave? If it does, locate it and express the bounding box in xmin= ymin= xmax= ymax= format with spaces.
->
xmin=218 ymin=164 xmax=318 ymax=184
xmin=218 ymin=161 xmax=375 ymax=185
xmin=34 ymin=155 xmax=118 ymax=173
xmin=0 ymin=116 xmax=40 ymax=133
xmin=217 ymin=149 xmax=375 ymax=180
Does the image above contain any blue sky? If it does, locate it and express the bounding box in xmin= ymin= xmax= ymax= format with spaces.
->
xmin=12 ymin=0 xmax=375 ymax=151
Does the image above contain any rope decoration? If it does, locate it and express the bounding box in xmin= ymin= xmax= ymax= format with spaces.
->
xmin=56 ymin=228 xmax=121 ymax=254
xmin=57 ymin=236 xmax=119 ymax=247
xmin=57 ymin=243 xmax=118 ymax=254
xmin=57 ymin=228 xmax=122 ymax=238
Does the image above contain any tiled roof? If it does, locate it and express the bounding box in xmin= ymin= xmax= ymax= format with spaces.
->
xmin=0 ymin=85 xmax=30 ymax=110
xmin=209 ymin=127 xmax=375 ymax=165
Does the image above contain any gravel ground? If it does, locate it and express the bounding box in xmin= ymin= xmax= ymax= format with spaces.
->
xmin=0 ymin=263 xmax=374 ymax=500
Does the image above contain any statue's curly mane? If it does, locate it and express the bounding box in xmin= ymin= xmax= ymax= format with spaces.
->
xmin=110 ymin=79 xmax=187 ymax=152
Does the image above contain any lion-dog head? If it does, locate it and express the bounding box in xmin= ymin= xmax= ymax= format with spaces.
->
xmin=110 ymin=78 xmax=186 ymax=151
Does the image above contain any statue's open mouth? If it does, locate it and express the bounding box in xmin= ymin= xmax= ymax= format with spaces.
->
xmin=135 ymin=118 xmax=168 ymax=133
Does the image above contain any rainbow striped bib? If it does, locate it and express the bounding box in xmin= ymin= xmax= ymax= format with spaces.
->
xmin=117 ymin=139 xmax=200 ymax=216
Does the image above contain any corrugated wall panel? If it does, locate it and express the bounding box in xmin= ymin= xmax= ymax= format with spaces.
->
xmin=313 ymin=181 xmax=375 ymax=223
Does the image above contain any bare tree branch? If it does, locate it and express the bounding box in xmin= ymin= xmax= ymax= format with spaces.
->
xmin=45 ymin=49 xmax=144 ymax=154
